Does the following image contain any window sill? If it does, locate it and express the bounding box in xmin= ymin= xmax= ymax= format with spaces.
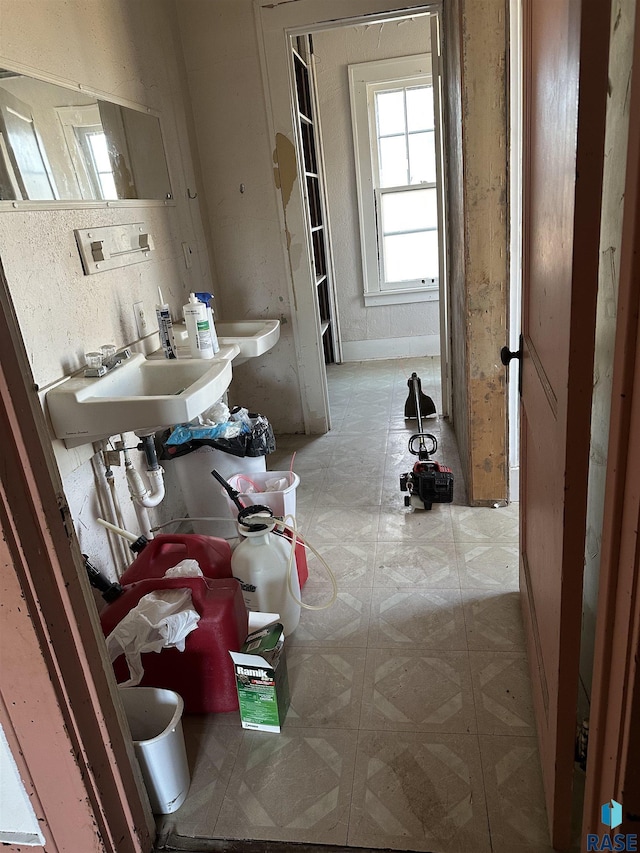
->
xmin=363 ymin=287 xmax=439 ymax=307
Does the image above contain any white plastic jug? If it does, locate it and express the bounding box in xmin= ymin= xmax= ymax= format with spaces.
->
xmin=231 ymin=513 xmax=300 ymax=636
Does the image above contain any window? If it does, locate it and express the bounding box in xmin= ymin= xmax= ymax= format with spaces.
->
xmin=349 ymin=54 xmax=443 ymax=306
xmin=57 ymin=104 xmax=117 ymax=200
xmin=74 ymin=127 xmax=117 ymax=200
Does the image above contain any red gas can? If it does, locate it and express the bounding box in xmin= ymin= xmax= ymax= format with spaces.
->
xmin=100 ymin=576 xmax=247 ymax=713
xmin=120 ymin=534 xmax=232 ymax=585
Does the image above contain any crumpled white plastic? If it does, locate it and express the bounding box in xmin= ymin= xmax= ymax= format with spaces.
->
xmin=201 ymin=399 xmax=230 ymax=426
xmin=163 ymin=559 xmax=204 ymax=578
xmin=264 ymin=477 xmax=289 ymax=493
xmin=106 ymin=588 xmax=200 ymax=687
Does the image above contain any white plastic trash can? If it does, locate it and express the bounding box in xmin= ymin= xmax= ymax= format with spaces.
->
xmin=119 ymin=687 xmax=190 ymax=814
xmin=172 ymin=446 xmax=267 ymax=537
xmin=224 ymin=471 xmax=300 ymax=520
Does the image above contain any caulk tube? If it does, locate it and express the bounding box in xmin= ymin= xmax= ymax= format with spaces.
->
xmin=156 ymin=287 xmax=177 ymax=359
xmin=195 ymin=292 xmax=219 ymax=353
xmin=183 ymin=293 xmax=214 ymax=359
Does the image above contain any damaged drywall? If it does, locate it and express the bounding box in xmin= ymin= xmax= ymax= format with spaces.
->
xmin=444 ymin=0 xmax=508 ymax=504
xmin=273 ymin=132 xmax=298 ymax=211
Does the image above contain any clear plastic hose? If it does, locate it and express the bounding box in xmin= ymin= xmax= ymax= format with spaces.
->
xmin=277 ymin=514 xmax=337 ymax=612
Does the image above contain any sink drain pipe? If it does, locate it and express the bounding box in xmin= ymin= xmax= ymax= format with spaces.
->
xmin=123 ymin=432 xmax=166 ymax=539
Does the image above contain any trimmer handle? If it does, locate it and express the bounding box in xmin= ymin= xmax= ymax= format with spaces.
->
xmin=408 ymin=432 xmax=438 ymax=459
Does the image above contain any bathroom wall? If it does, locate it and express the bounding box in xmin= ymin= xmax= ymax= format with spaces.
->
xmin=176 ymin=0 xmax=306 ymax=432
xmin=312 ymin=18 xmax=441 ymax=362
xmin=0 ymin=0 xmax=214 ymax=578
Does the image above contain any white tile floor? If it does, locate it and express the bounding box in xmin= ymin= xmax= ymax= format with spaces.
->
xmin=158 ymin=357 xmax=553 ymax=853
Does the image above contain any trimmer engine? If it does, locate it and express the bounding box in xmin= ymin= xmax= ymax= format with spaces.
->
xmin=400 ymin=434 xmax=454 ymax=510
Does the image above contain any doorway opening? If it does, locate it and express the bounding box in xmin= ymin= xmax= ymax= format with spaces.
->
xmin=260 ymin=5 xmax=451 ymax=435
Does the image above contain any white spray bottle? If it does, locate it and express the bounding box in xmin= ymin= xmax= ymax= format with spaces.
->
xmin=183 ymin=292 xmax=215 ymax=359
xmin=155 ymin=287 xmax=177 ymax=359
xmin=194 ymin=292 xmax=220 ymax=353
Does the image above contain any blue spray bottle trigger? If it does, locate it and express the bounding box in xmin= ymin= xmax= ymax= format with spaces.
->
xmin=194 ymin=292 xmax=214 ymax=305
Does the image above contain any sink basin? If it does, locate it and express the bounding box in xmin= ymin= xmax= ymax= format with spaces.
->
xmin=216 ymin=320 xmax=280 ymax=363
xmin=47 ymin=352 xmax=232 ymax=443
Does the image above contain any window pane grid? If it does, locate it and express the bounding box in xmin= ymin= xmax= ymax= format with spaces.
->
xmin=375 ymin=85 xmax=435 ymax=189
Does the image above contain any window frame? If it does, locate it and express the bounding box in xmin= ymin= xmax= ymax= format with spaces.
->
xmin=349 ymin=54 xmax=441 ymax=306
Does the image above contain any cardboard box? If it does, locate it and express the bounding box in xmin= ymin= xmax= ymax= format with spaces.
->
xmin=229 ymin=613 xmax=290 ymax=732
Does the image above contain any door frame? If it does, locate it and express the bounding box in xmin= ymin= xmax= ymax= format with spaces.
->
xmin=253 ymin=0 xmax=451 ymax=433
xmin=508 ymin=0 xmax=523 ymax=502
xmin=0 ymin=259 xmax=153 ymax=852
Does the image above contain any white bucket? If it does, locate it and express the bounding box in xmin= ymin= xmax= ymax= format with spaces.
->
xmin=224 ymin=471 xmax=300 ymax=521
xmin=119 ymin=687 xmax=190 ymax=814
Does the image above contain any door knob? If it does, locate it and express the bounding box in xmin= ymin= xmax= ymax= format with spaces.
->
xmin=500 ymin=345 xmax=522 ymax=366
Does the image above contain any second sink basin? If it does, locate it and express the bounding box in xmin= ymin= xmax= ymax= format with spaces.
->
xmin=216 ymin=320 xmax=280 ymax=362
xmin=47 ymin=353 xmax=232 ymax=443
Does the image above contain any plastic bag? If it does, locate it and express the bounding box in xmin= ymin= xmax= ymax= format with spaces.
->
xmin=201 ymin=400 xmax=230 ymax=426
xmin=264 ymin=477 xmax=289 ymax=492
xmin=166 ymin=419 xmax=249 ymax=445
xmin=212 ymin=411 xmax=275 ymax=458
xmin=163 ymin=559 xmax=204 ymax=578
xmin=105 ymin=589 xmax=200 ymax=687
xmin=159 ymin=409 xmax=275 ymax=458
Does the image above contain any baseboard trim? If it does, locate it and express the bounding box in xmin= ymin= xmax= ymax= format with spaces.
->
xmin=341 ymin=335 xmax=440 ymax=362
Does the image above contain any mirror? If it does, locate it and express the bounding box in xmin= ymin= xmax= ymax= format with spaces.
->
xmin=0 ymin=69 xmax=172 ymax=202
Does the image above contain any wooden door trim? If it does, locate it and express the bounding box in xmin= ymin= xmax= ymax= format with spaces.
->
xmin=583 ymin=5 xmax=640 ymax=836
xmin=0 ymin=259 xmax=153 ymax=852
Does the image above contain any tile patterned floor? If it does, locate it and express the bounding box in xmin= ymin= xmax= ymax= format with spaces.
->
xmin=158 ymin=357 xmax=552 ymax=853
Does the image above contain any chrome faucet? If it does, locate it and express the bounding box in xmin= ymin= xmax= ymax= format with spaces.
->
xmin=84 ymin=346 xmax=132 ymax=377
xmin=102 ymin=347 xmax=132 ymax=370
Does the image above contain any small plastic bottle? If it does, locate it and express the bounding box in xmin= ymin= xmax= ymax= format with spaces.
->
xmin=183 ymin=293 xmax=215 ymax=359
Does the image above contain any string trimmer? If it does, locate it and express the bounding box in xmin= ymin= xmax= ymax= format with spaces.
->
xmin=400 ymin=373 xmax=454 ymax=510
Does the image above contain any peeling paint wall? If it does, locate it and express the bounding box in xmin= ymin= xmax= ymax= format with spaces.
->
xmin=444 ymin=0 xmax=508 ymax=504
xmin=177 ymin=0 xmax=305 ymax=433
xmin=0 ymin=0 xmax=211 ymax=577
xmin=579 ymin=0 xmax=636 ymax=709
xmin=312 ymin=18 xmax=441 ymax=360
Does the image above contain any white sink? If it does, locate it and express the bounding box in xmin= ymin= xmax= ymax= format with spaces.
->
xmin=216 ymin=320 xmax=280 ymax=363
xmin=46 ymin=352 xmax=232 ymax=444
